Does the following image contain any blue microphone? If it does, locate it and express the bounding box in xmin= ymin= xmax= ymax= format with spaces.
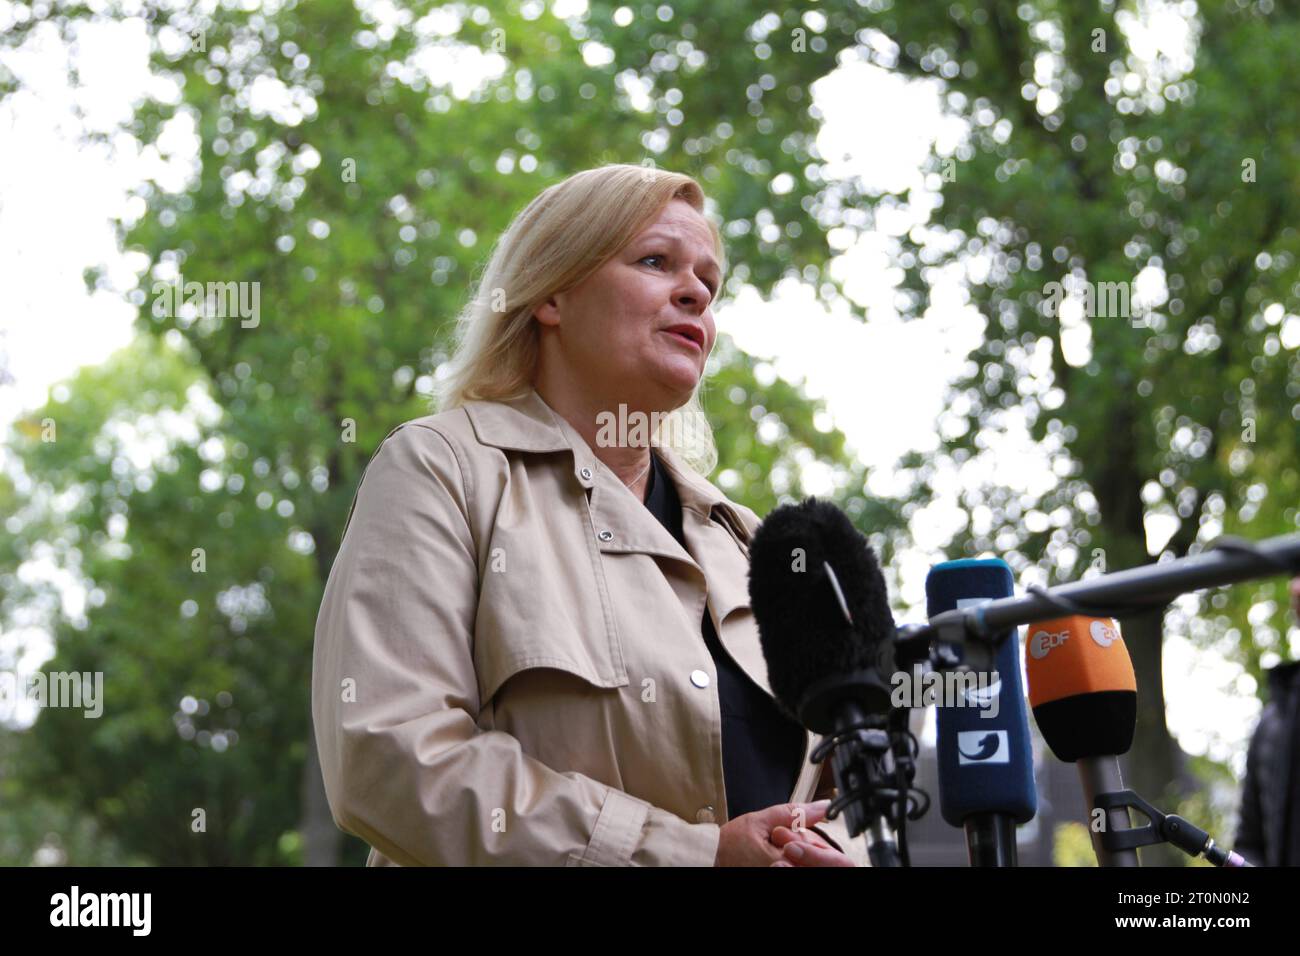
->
xmin=926 ymin=559 xmax=1037 ymax=866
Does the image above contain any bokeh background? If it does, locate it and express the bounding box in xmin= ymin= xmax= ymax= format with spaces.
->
xmin=0 ymin=0 xmax=1296 ymax=866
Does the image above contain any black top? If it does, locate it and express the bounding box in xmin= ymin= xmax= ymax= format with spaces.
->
xmin=642 ymin=450 xmax=805 ymax=820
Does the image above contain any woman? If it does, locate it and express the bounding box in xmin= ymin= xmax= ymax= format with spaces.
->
xmin=311 ymin=164 xmax=855 ymax=866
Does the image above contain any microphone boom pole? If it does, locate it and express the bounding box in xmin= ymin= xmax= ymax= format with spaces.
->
xmin=902 ymin=533 xmax=1300 ymax=671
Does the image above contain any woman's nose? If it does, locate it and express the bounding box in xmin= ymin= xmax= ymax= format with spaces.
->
xmin=674 ymin=282 xmax=710 ymax=312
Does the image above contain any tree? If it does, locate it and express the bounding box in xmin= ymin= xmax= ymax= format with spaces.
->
xmin=831 ymin=1 xmax=1299 ymax=862
xmin=0 ymin=0 xmax=883 ymax=864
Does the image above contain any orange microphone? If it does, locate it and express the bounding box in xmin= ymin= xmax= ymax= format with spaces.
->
xmin=1025 ymin=615 xmax=1138 ymax=866
xmin=1026 ymin=615 xmax=1136 ymax=760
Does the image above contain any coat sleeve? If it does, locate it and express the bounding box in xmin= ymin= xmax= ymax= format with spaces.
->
xmin=311 ymin=423 xmax=720 ymax=866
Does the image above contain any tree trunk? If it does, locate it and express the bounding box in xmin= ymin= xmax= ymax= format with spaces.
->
xmin=1118 ymin=604 xmax=1193 ymax=867
xmin=1088 ymin=391 xmax=1192 ymax=866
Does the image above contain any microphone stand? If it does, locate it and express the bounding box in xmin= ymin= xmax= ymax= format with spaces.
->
xmin=804 ymin=673 xmax=918 ymax=867
xmin=1091 ymin=788 xmax=1252 ymax=867
xmin=964 ymin=814 xmax=1019 ymax=867
xmin=900 ymin=532 xmax=1299 ymax=672
xmin=800 ymin=564 xmax=927 ymax=866
xmin=1078 ymin=758 xmax=1139 ymax=866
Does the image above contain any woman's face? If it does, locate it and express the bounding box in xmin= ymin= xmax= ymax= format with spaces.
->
xmin=533 ymin=197 xmax=721 ymax=414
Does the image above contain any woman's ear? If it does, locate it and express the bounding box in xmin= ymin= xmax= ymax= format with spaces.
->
xmin=533 ymin=295 xmax=561 ymax=328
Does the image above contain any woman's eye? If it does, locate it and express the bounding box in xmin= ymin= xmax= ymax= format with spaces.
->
xmin=642 ymin=254 xmax=716 ymax=298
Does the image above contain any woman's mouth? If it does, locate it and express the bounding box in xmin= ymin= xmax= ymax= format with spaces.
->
xmin=662 ymin=328 xmax=702 ymax=351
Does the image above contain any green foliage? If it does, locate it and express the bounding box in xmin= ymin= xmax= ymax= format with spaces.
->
xmin=4 ymin=0 xmax=1293 ymax=867
xmin=834 ymin=0 xmax=1299 ymax=832
xmin=1052 ymin=821 xmax=1097 ymax=868
xmin=0 ymin=0 xmax=886 ymax=864
xmin=850 ymin=1 xmax=1299 ymax=637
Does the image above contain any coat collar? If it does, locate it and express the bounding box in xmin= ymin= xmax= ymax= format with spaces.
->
xmin=462 ymin=386 xmax=766 ymax=694
xmin=463 ymin=387 xmax=732 ymax=519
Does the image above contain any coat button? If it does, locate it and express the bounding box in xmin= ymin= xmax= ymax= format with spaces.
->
xmin=696 ymin=806 xmax=716 ymax=823
xmin=580 ymin=467 xmax=592 ymax=480
xmin=690 ymin=670 xmax=710 ymax=688
xmin=597 ymin=529 xmax=613 ymax=542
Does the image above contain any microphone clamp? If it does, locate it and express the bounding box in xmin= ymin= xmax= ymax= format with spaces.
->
xmin=1093 ymin=789 xmax=1253 ymax=867
xmin=795 ymin=672 xmax=929 ymax=867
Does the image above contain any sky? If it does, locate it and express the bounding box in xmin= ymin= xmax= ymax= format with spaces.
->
xmin=0 ymin=2 xmax=1292 ymax=775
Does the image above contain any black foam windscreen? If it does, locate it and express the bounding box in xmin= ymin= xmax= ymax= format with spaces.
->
xmin=748 ymin=497 xmax=894 ymax=721
xmin=1032 ymin=692 xmax=1137 ymax=762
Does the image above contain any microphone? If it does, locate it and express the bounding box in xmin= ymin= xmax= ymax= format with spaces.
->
xmin=926 ymin=559 xmax=1037 ymax=866
xmin=748 ymin=498 xmax=905 ymax=864
xmin=1027 ymin=615 xmax=1251 ymax=867
xmin=748 ymin=498 xmax=894 ymax=723
xmin=1025 ymin=614 xmax=1140 ymax=866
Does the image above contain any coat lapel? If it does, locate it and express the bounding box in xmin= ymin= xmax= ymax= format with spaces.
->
xmin=463 ymin=388 xmax=772 ymax=696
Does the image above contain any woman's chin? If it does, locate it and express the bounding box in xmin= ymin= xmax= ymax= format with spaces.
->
xmin=653 ymin=351 xmax=702 ymax=386
xmin=652 ymin=364 xmax=701 ymax=402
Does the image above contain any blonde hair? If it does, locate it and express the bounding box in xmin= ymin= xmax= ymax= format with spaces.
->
xmin=430 ymin=163 xmax=727 ymax=476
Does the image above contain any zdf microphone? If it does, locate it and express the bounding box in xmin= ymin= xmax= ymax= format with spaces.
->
xmin=1026 ymin=614 xmax=1250 ymax=867
xmin=1026 ymin=614 xmax=1139 ymax=865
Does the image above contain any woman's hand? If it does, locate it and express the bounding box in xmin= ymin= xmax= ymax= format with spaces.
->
xmin=769 ymin=825 xmax=855 ymax=867
xmin=713 ymin=799 xmax=855 ymax=867
xmin=769 ymin=800 xmax=855 ymax=867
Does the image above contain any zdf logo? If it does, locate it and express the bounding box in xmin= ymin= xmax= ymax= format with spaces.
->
xmin=1029 ymin=628 xmax=1069 ymax=659
xmin=1089 ymin=619 xmax=1120 ymax=647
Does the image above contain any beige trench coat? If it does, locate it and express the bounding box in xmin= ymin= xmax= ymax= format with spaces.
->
xmin=311 ymin=387 xmax=845 ymax=866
